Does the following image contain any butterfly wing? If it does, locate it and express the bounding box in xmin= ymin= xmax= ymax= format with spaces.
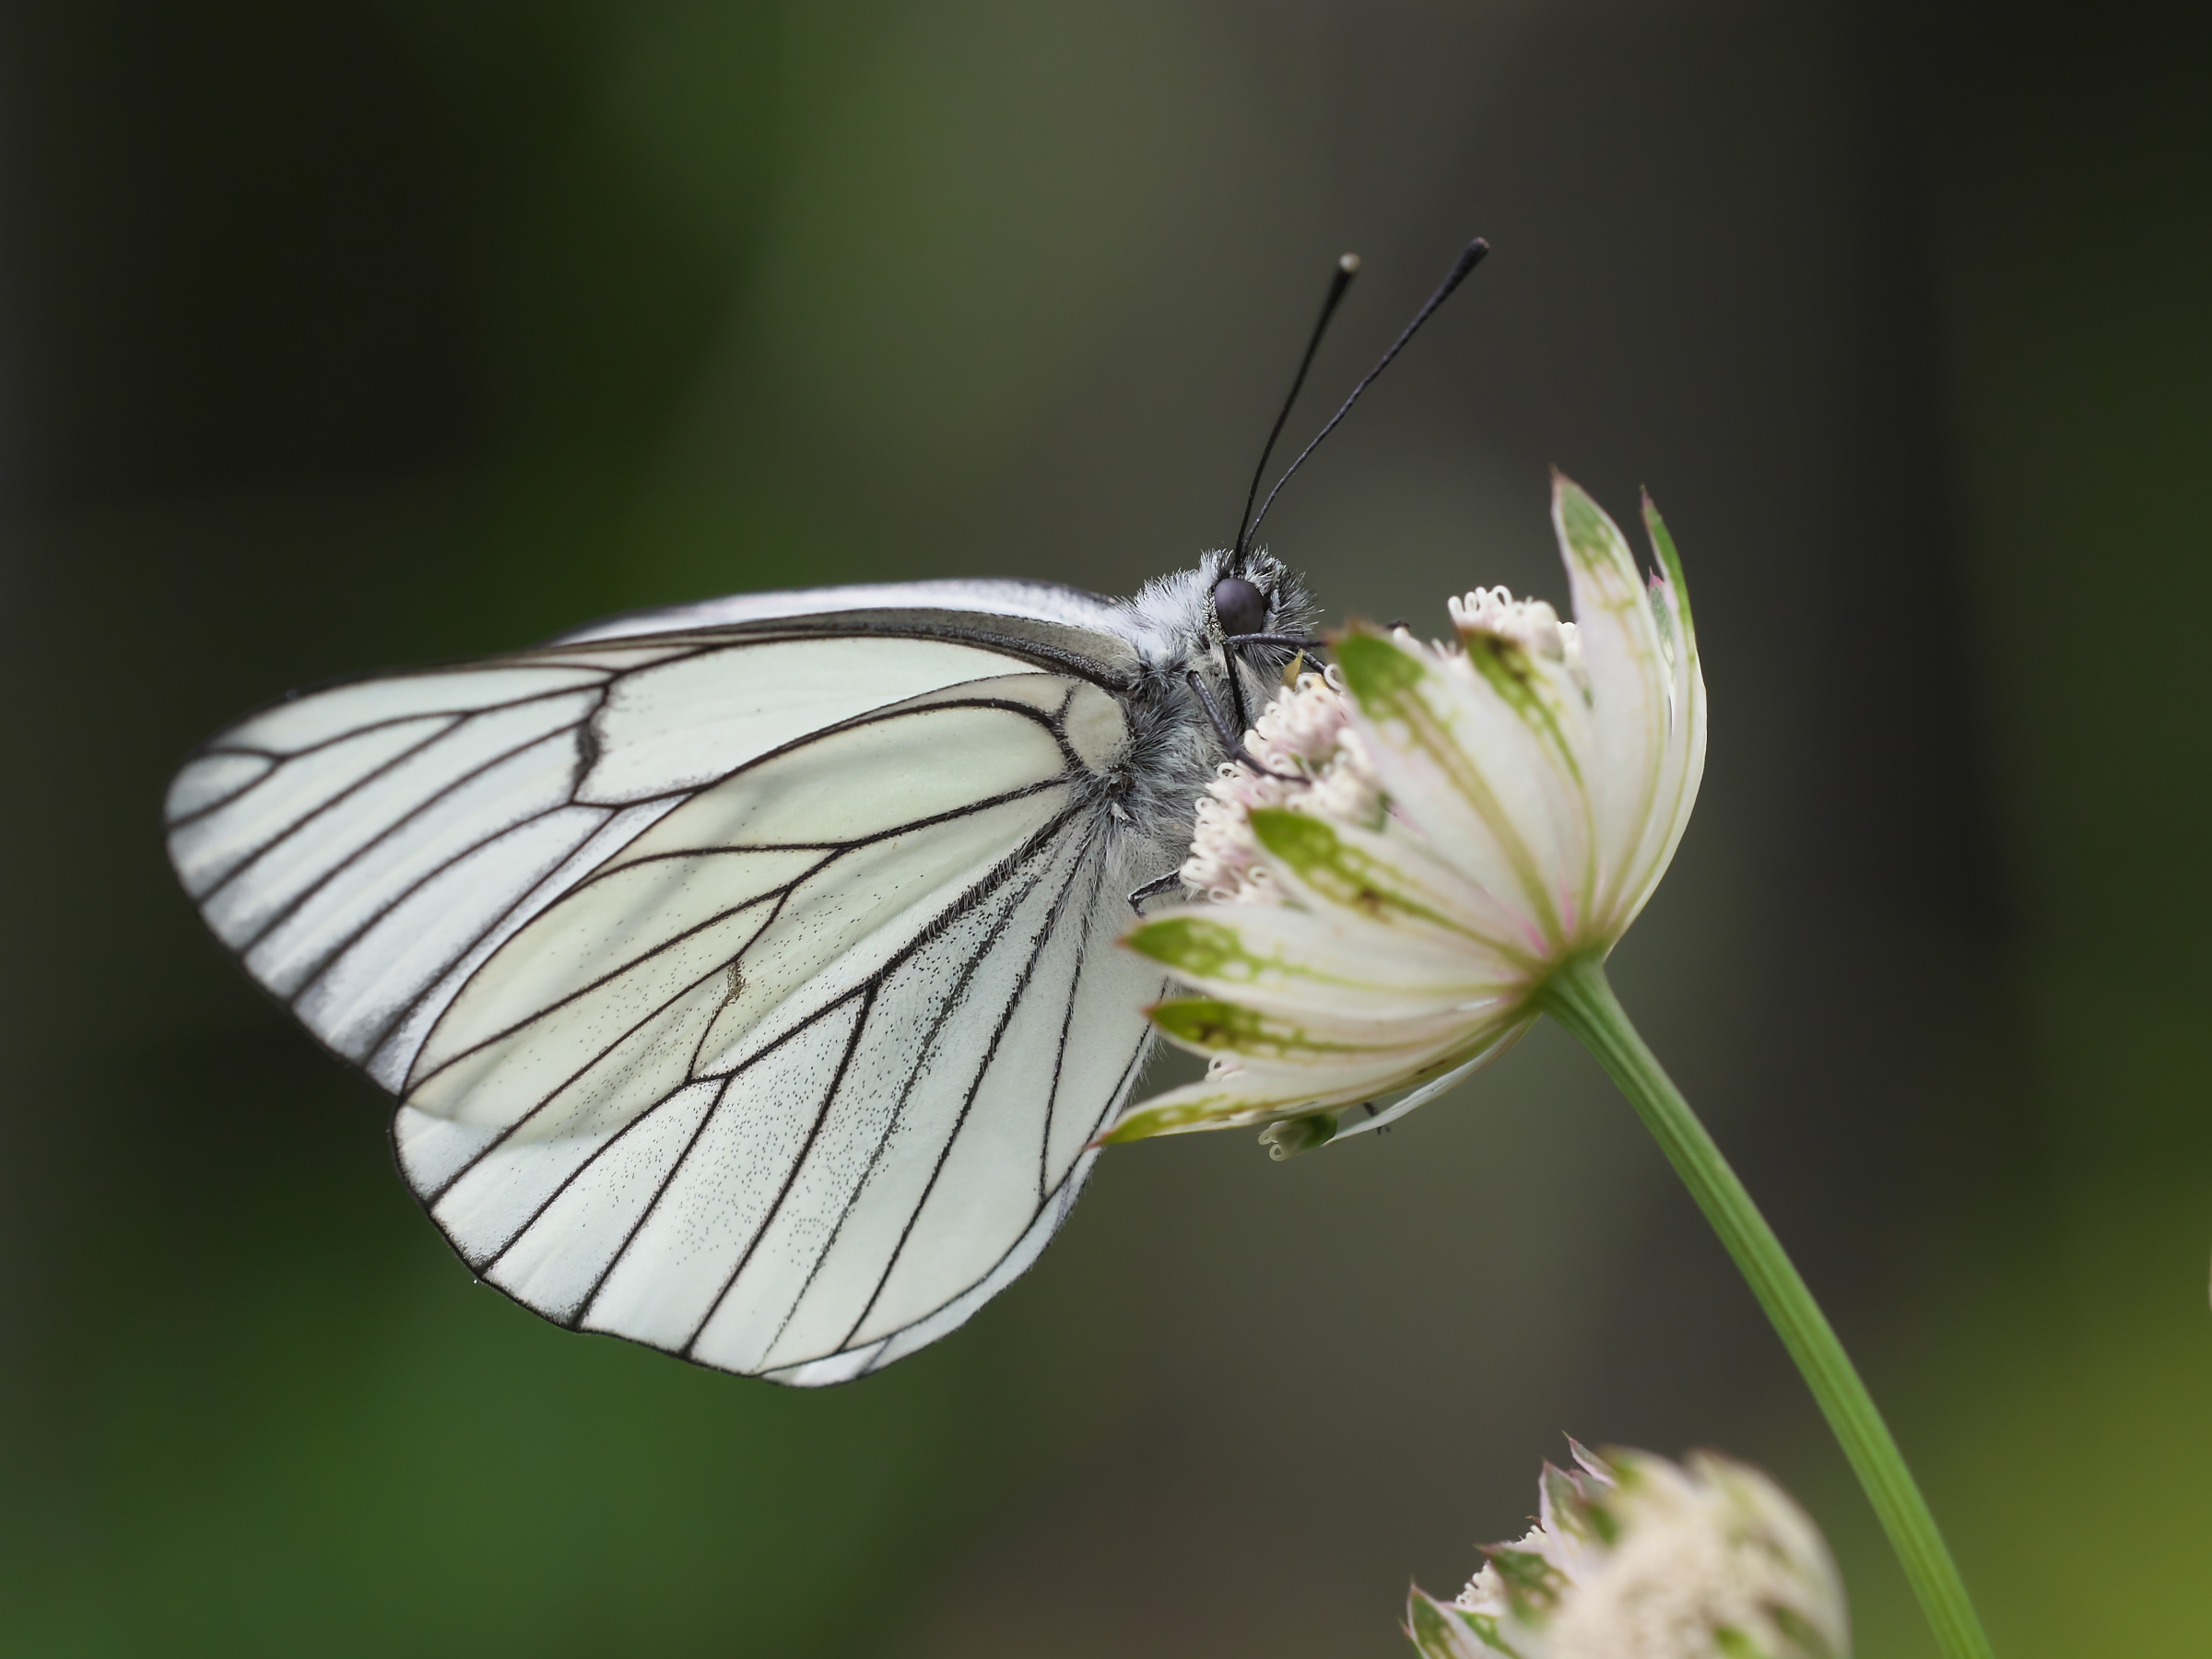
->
xmin=552 ymin=575 xmax=1131 ymax=644
xmin=165 ymin=608 xmax=1166 ymax=1382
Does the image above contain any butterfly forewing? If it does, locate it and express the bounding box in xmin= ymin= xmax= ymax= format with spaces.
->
xmin=165 ymin=606 xmax=1169 ymax=1383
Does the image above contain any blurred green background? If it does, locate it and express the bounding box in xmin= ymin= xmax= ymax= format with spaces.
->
xmin=0 ymin=1 xmax=2206 ymax=1653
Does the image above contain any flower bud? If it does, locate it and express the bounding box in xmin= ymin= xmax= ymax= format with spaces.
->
xmin=1257 ymin=1112 xmax=1338 ymax=1159
xmin=1406 ymin=1442 xmax=1848 ymax=1659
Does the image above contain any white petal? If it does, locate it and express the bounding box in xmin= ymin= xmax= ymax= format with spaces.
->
xmin=1125 ymin=903 xmax=1521 ymax=1023
xmin=1552 ymin=475 xmax=1674 ymax=931
xmin=1240 ymin=806 xmax=1550 ymax=972
xmin=1335 ymin=630 xmax=1591 ymax=950
xmin=1331 ymin=1018 xmax=1532 ymax=1141
xmin=1607 ymin=502 xmax=1708 ymax=933
xmin=1102 ymin=1034 xmax=1493 ymax=1138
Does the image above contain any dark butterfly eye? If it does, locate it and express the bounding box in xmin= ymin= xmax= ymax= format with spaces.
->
xmin=1212 ymin=575 xmax=1268 ymax=638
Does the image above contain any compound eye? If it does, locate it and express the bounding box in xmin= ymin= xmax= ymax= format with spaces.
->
xmin=1212 ymin=575 xmax=1268 ymax=638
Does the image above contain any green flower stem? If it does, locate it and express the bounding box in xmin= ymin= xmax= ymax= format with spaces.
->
xmin=1538 ymin=954 xmax=1994 ymax=1659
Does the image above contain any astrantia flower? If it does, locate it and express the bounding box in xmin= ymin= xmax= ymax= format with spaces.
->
xmin=1106 ymin=473 xmax=1705 ymax=1153
xmin=1406 ymin=1443 xmax=1849 ymax=1659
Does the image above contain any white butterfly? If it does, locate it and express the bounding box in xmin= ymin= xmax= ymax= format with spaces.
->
xmin=164 ymin=559 xmax=1313 ymax=1384
xmin=163 ymin=236 xmax=1485 ymax=1385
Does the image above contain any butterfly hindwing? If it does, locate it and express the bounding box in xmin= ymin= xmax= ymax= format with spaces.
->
xmin=165 ymin=610 xmax=1166 ymax=1382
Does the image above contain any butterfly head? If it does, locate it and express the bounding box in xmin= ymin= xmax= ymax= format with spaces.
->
xmin=1119 ymin=547 xmax=1313 ymax=703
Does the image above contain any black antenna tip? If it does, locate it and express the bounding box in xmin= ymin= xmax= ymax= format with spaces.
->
xmin=1229 ymin=252 xmax=1365 ymax=565
xmin=1242 ymin=232 xmax=1492 ymax=547
xmin=1443 ymin=238 xmax=1489 ymax=287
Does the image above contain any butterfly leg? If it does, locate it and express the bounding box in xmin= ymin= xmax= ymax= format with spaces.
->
xmin=1218 ymin=632 xmax=1328 ymax=651
xmin=1181 ymin=669 xmax=1301 ymax=782
xmin=1128 ymin=871 xmax=1186 ymax=913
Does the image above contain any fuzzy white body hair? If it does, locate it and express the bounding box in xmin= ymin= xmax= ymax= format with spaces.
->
xmin=1098 ymin=547 xmax=1315 ymax=895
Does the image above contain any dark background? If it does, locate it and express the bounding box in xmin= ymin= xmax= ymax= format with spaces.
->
xmin=0 ymin=1 xmax=2205 ymax=1653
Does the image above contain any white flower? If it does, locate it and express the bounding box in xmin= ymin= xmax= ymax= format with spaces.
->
xmin=1104 ymin=474 xmax=1705 ymax=1154
xmin=1406 ymin=1443 xmax=1849 ymax=1659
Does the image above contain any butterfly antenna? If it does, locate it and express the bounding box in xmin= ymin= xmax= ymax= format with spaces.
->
xmin=1243 ymin=235 xmax=1488 ymax=548
xmin=1230 ymin=253 xmax=1360 ymax=571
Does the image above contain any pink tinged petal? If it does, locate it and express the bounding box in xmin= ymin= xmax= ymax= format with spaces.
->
xmin=1334 ymin=631 xmax=1587 ymax=949
xmin=1551 ymin=473 xmax=1675 ymax=934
